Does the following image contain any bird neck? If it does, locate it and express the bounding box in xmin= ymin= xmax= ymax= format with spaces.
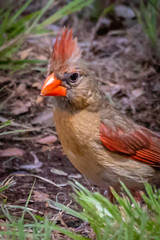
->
xmin=53 ymin=89 xmax=109 ymax=114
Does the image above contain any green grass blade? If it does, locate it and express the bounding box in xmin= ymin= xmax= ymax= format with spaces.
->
xmin=39 ymin=0 xmax=93 ymax=28
xmin=9 ymin=0 xmax=32 ymax=25
xmin=21 ymin=180 xmax=36 ymax=221
xmin=0 ymin=120 xmax=12 ymax=129
xmin=26 ymin=0 xmax=54 ymax=33
xmin=0 ymin=128 xmax=40 ymax=136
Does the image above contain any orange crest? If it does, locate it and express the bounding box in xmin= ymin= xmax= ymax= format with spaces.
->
xmin=51 ymin=28 xmax=81 ymax=72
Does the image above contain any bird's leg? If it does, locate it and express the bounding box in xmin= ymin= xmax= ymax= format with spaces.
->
xmin=130 ymin=190 xmax=143 ymax=203
xmin=104 ymin=187 xmax=143 ymax=204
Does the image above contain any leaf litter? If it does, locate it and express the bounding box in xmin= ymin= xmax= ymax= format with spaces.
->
xmin=0 ymin=2 xmax=160 ymax=238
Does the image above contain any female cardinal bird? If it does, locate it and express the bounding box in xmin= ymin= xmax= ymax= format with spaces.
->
xmin=41 ymin=28 xmax=160 ymax=194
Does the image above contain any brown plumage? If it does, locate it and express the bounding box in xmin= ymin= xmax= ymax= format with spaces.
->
xmin=41 ymin=28 xmax=160 ymax=194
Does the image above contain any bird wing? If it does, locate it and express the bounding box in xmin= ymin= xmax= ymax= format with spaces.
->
xmin=100 ymin=122 xmax=160 ymax=167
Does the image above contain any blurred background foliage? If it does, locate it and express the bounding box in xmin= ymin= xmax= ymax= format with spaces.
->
xmin=0 ymin=0 xmax=159 ymax=71
xmin=0 ymin=0 xmax=93 ymax=71
xmin=0 ymin=1 xmax=160 ymax=239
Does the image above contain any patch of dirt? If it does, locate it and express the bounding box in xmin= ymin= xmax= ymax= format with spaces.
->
xmin=0 ymin=3 xmax=160 ymax=239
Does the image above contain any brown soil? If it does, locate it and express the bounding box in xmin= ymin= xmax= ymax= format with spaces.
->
xmin=0 ymin=3 xmax=160 ymax=239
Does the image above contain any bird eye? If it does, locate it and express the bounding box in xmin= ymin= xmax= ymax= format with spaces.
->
xmin=69 ymin=72 xmax=79 ymax=82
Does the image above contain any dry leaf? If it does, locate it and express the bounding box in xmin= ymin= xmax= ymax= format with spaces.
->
xmin=36 ymin=96 xmax=44 ymax=104
xmin=33 ymin=82 xmax=43 ymax=90
xmin=20 ymin=151 xmax=43 ymax=170
xmin=68 ymin=173 xmax=82 ymax=179
xmin=152 ymin=80 xmax=160 ymax=92
xmin=18 ymin=47 xmax=33 ymax=60
xmin=40 ymin=145 xmax=55 ymax=152
xmin=32 ymin=110 xmax=53 ymax=125
xmin=0 ymin=148 xmax=24 ymax=157
xmin=51 ymin=167 xmax=68 ymax=176
xmin=12 ymin=100 xmax=31 ymax=115
xmin=115 ymin=5 xmax=135 ymax=19
xmin=33 ymin=190 xmax=49 ymax=202
xmin=0 ymin=219 xmax=7 ymax=232
xmin=37 ymin=135 xmax=57 ymax=145
xmin=37 ymin=54 xmax=48 ymax=61
xmin=132 ymin=89 xmax=143 ymax=98
xmin=0 ymin=76 xmax=11 ymax=84
xmin=16 ymin=83 xmax=27 ymax=97
xmin=111 ymin=84 xmax=122 ymax=96
xmin=20 ymin=162 xmax=43 ymax=170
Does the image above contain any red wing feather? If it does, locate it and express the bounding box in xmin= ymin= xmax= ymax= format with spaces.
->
xmin=100 ymin=123 xmax=160 ymax=167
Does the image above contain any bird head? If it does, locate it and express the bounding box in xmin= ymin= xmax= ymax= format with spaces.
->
xmin=41 ymin=28 xmax=100 ymax=110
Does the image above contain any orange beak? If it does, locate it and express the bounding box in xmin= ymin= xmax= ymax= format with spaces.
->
xmin=41 ymin=73 xmax=67 ymax=96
